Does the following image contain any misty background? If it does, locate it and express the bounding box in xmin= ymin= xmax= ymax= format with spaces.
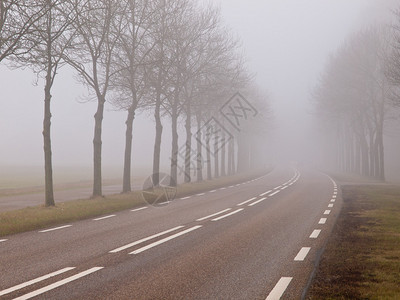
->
xmin=1 ymin=0 xmax=400 ymax=189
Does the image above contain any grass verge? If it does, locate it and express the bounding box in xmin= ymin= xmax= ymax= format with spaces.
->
xmin=307 ymin=184 xmax=400 ymax=299
xmin=0 ymin=169 xmax=270 ymax=237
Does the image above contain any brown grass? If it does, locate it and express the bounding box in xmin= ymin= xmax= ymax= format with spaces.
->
xmin=307 ymin=185 xmax=400 ymax=299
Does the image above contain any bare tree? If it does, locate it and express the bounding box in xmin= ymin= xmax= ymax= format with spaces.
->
xmin=9 ymin=0 xmax=77 ymax=206
xmin=64 ymin=0 xmax=123 ymax=197
xmin=109 ymin=0 xmax=158 ymax=193
xmin=0 ymin=0 xmax=48 ymax=62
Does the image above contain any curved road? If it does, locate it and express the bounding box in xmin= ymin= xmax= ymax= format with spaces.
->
xmin=0 ymin=166 xmax=341 ymax=299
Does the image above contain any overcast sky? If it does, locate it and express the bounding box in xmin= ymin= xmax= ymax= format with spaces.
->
xmin=0 ymin=0 xmax=397 ymax=179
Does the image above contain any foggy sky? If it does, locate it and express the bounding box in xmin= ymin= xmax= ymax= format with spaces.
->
xmin=0 ymin=0 xmax=397 ymax=180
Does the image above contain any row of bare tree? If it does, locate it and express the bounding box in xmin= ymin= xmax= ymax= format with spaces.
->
xmin=0 ymin=0 xmax=270 ymax=206
xmin=314 ymin=14 xmax=400 ymax=180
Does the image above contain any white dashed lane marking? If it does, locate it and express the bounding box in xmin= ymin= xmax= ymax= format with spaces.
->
xmin=238 ymin=197 xmax=257 ymax=206
xmin=324 ymin=210 xmax=331 ymax=215
xmin=196 ymin=208 xmax=232 ymax=221
xmin=211 ymin=209 xmax=244 ymax=221
xmin=266 ymin=277 xmax=293 ymax=300
xmin=39 ymin=225 xmax=72 ymax=233
xmin=318 ymin=218 xmax=327 ymax=224
xmin=294 ymin=247 xmax=311 ymax=261
xmin=93 ymin=215 xmax=116 ymax=221
xmin=130 ymin=226 xmax=202 ymax=255
xmin=248 ymin=197 xmax=267 ymax=207
xmin=131 ymin=207 xmax=148 ymax=212
xmin=310 ymin=229 xmax=321 ymax=239
xmin=0 ymin=267 xmax=75 ymax=297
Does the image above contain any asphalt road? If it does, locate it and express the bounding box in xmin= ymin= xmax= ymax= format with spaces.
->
xmin=0 ymin=166 xmax=341 ymax=299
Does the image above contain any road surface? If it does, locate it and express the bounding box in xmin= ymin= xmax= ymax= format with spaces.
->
xmin=0 ymin=166 xmax=341 ymax=299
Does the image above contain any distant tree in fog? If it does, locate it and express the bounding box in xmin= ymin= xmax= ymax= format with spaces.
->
xmin=314 ymin=27 xmax=392 ymax=180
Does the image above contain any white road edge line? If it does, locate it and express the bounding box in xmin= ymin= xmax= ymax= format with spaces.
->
xmin=319 ymin=218 xmax=327 ymax=224
xmin=13 ymin=267 xmax=103 ymax=300
xmin=0 ymin=239 xmax=7 ymax=243
xmin=248 ymin=197 xmax=267 ymax=207
xmin=39 ymin=225 xmax=72 ymax=233
xmin=131 ymin=207 xmax=148 ymax=212
xmin=266 ymin=277 xmax=293 ymax=300
xmin=93 ymin=215 xmax=116 ymax=221
xmin=196 ymin=208 xmax=232 ymax=221
xmin=130 ymin=226 xmax=202 ymax=255
xmin=260 ymin=190 xmax=272 ymax=197
xmin=0 ymin=267 xmax=75 ymax=297
xmin=109 ymin=226 xmax=184 ymax=253
xmin=211 ymin=208 xmax=244 ymax=221
xmin=310 ymin=229 xmax=321 ymax=238
xmin=294 ymin=247 xmax=311 ymax=261
xmin=237 ymin=197 xmax=257 ymax=206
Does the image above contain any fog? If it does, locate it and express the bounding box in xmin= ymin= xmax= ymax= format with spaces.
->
xmin=1 ymin=0 xmax=400 ymax=188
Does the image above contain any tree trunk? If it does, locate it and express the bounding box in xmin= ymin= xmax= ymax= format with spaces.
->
xmin=170 ymin=105 xmax=178 ymax=186
xmin=152 ymin=90 xmax=163 ymax=186
xmin=220 ymin=132 xmax=226 ymax=176
xmin=214 ymin=134 xmax=219 ymax=178
xmin=184 ymin=106 xmax=191 ymax=183
xmin=122 ymin=105 xmax=136 ymax=193
xmin=92 ymin=96 xmax=105 ymax=197
xmin=43 ymin=65 xmax=55 ymax=207
xmin=206 ymin=126 xmax=212 ymax=180
xmin=196 ymin=114 xmax=203 ymax=182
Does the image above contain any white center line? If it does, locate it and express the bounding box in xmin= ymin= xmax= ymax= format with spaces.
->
xmin=324 ymin=210 xmax=331 ymax=215
xmin=328 ymin=204 xmax=334 ymax=208
xmin=280 ymin=186 xmax=288 ymax=190
xmin=238 ymin=197 xmax=257 ymax=206
xmin=273 ymin=186 xmax=282 ymax=190
xmin=14 ymin=267 xmax=103 ymax=300
xmin=332 ymin=195 xmax=337 ymax=198
xmin=93 ymin=215 xmax=116 ymax=221
xmin=333 ymin=191 xmax=337 ymax=195
xmin=330 ymin=199 xmax=336 ymax=203
xmin=260 ymin=190 xmax=272 ymax=197
xmin=0 ymin=267 xmax=75 ymax=297
xmin=131 ymin=207 xmax=148 ymax=212
xmin=294 ymin=247 xmax=311 ymax=261
xmin=211 ymin=208 xmax=244 ymax=221
xmin=266 ymin=277 xmax=293 ymax=300
xmin=39 ymin=225 xmax=72 ymax=233
xmin=109 ymin=226 xmax=184 ymax=253
xmin=310 ymin=229 xmax=321 ymax=238
xmin=196 ymin=208 xmax=232 ymax=221
xmin=319 ymin=218 xmax=327 ymax=224
xmin=248 ymin=197 xmax=267 ymax=207
xmin=269 ymin=190 xmax=280 ymax=197
xmin=130 ymin=226 xmax=202 ymax=254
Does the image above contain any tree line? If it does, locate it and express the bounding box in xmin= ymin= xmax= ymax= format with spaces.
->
xmin=313 ymin=11 xmax=400 ymax=180
xmin=0 ymin=0 xmax=270 ymax=206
